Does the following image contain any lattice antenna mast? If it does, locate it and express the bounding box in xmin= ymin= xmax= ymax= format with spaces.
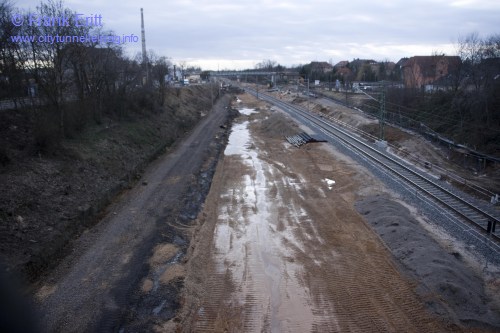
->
xmin=141 ymin=8 xmax=149 ymax=85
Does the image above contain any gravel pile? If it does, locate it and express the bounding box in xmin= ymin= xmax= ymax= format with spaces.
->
xmin=329 ymin=129 xmax=500 ymax=266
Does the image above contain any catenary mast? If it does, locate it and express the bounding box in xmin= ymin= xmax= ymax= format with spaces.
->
xmin=141 ymin=8 xmax=148 ymax=85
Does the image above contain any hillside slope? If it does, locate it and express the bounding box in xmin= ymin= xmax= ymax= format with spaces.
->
xmin=0 ymin=86 xmax=216 ymax=282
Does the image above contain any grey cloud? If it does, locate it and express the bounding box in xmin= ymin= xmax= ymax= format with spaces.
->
xmin=13 ymin=0 xmax=499 ymax=69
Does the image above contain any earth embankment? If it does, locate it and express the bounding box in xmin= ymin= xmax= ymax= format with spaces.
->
xmin=0 ymin=85 xmax=219 ymax=283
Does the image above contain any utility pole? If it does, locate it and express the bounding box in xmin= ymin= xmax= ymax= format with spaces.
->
xmin=345 ymin=81 xmax=348 ymax=106
xmin=140 ymin=8 xmax=149 ymax=86
xmin=379 ymin=86 xmax=386 ymax=141
xmin=210 ymin=78 xmax=214 ymax=108
xmin=256 ymin=75 xmax=259 ymax=99
xmin=307 ymin=76 xmax=310 ymax=110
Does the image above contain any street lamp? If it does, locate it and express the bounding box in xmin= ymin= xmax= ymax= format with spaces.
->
xmin=256 ymin=75 xmax=259 ymax=99
xmin=307 ymin=76 xmax=310 ymax=111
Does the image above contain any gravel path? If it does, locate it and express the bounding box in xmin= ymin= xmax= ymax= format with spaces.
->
xmin=36 ymin=96 xmax=233 ymax=332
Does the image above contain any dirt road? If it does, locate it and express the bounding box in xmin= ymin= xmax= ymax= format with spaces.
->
xmin=35 ymin=95 xmax=233 ymax=332
xmin=34 ymin=91 xmax=498 ymax=332
xmin=174 ymin=95 xmax=458 ymax=332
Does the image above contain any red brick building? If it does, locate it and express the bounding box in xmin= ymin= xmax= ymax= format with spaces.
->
xmin=402 ymin=55 xmax=461 ymax=89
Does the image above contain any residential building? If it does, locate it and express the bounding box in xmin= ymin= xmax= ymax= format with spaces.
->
xmin=334 ymin=61 xmax=349 ymax=69
xmin=402 ymin=55 xmax=461 ymax=89
xmin=310 ymin=61 xmax=334 ymax=73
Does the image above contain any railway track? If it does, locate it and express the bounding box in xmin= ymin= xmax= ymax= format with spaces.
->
xmin=242 ymin=85 xmax=500 ymax=250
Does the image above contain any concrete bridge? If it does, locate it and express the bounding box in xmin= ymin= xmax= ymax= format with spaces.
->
xmin=209 ymin=70 xmax=301 ymax=85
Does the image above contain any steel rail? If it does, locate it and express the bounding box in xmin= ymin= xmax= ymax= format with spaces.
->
xmin=242 ymin=85 xmax=500 ymax=244
xmin=315 ymin=91 xmax=497 ymax=200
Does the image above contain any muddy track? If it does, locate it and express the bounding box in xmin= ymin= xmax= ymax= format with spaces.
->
xmin=176 ymin=95 xmax=460 ymax=332
xmin=35 ymin=95 xmax=236 ymax=332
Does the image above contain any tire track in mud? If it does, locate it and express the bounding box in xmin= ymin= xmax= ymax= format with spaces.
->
xmin=193 ymin=271 xmax=239 ymax=332
xmin=192 ymin=118 xmax=319 ymax=332
xmin=308 ymin=164 xmax=450 ymax=331
xmin=181 ymin=103 xmax=452 ymax=332
xmin=280 ymin=147 xmax=448 ymax=332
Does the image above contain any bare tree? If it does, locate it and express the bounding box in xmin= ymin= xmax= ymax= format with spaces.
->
xmin=16 ymin=0 xmax=78 ymax=137
xmin=255 ymin=59 xmax=277 ymax=71
xmin=454 ymin=33 xmax=500 ymax=131
xmin=149 ymin=51 xmax=171 ymax=105
xmin=178 ymin=60 xmax=187 ymax=80
xmin=0 ymin=0 xmax=25 ymax=107
xmin=456 ymin=32 xmax=487 ymax=91
xmin=482 ymin=34 xmax=500 ymax=58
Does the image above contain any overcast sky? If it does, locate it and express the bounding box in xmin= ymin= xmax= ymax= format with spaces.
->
xmin=13 ymin=0 xmax=500 ymax=70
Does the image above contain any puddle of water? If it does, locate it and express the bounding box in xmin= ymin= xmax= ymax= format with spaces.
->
xmin=153 ymin=300 xmax=166 ymax=315
xmin=317 ymin=188 xmax=327 ymax=198
xmin=211 ymin=116 xmax=316 ymax=331
xmin=284 ymin=175 xmax=306 ymax=200
xmin=151 ymin=251 xmax=184 ymax=293
xmin=224 ymin=122 xmax=252 ymax=156
xmin=274 ymin=162 xmax=286 ymax=170
xmin=239 ymin=108 xmax=259 ymax=116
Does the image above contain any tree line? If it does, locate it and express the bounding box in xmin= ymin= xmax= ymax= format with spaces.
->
xmin=0 ymin=0 xmax=173 ymax=149
xmin=253 ymin=33 xmax=500 ymax=155
xmin=363 ymin=33 xmax=500 ymax=155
